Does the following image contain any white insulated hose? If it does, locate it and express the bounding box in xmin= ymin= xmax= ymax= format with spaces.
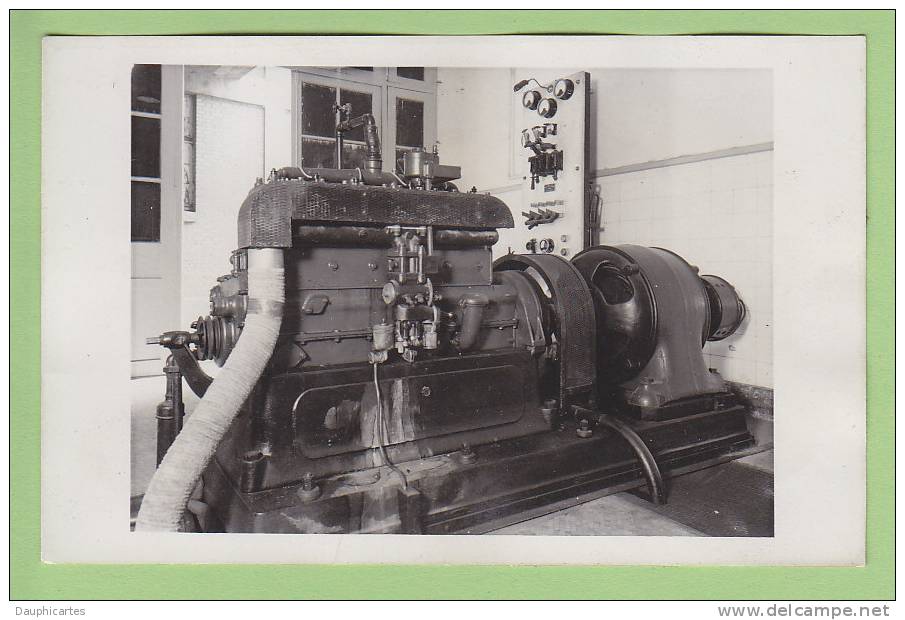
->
xmin=136 ymin=248 xmax=285 ymax=532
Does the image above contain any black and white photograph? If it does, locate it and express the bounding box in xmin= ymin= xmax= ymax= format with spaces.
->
xmin=40 ymin=35 xmax=865 ymax=564
xmin=128 ymin=63 xmax=773 ymax=537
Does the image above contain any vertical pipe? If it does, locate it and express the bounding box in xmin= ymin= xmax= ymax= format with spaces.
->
xmin=155 ymin=354 xmax=184 ymax=467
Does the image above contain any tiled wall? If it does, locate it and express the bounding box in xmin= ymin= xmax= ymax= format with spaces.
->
xmin=597 ymin=150 xmax=773 ymax=388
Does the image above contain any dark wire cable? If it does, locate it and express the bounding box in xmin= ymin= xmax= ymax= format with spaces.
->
xmin=372 ymin=361 xmax=409 ymax=490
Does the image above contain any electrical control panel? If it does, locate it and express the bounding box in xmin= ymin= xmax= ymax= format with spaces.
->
xmin=497 ymin=70 xmax=591 ymax=260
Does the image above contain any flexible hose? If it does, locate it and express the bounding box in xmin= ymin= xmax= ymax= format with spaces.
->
xmin=136 ymin=248 xmax=285 ymax=531
xmin=598 ymin=414 xmax=668 ymax=505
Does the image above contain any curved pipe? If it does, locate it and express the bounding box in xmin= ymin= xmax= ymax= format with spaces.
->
xmin=597 ymin=414 xmax=667 ymax=505
xmin=336 ymin=112 xmax=382 ymax=173
xmin=455 ymin=293 xmax=489 ymax=351
xmin=136 ymin=249 xmax=285 ymax=531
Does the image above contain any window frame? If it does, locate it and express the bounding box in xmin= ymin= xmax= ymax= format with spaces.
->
xmin=291 ymin=68 xmax=437 ymax=171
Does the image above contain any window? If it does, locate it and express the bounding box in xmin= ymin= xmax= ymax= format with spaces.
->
xmin=131 ymin=64 xmax=162 ymax=242
xmin=293 ymin=68 xmax=436 ymax=172
xmin=182 ymin=94 xmax=197 ymax=212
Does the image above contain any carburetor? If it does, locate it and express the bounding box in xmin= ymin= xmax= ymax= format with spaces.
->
xmin=375 ymin=225 xmax=443 ymax=363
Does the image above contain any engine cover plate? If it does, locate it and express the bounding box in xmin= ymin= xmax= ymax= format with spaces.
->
xmin=294 ymin=363 xmax=529 ymax=459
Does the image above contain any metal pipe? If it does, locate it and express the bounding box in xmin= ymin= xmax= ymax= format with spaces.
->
xmin=597 ymin=413 xmax=667 ymax=505
xmin=455 ymin=293 xmax=490 ymax=351
xmin=273 ymin=166 xmax=401 ymax=187
xmin=292 ymin=225 xmax=499 ymax=248
xmin=155 ymin=355 xmax=184 ymax=467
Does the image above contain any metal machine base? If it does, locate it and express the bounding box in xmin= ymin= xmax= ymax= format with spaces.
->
xmin=200 ymin=405 xmax=754 ymax=534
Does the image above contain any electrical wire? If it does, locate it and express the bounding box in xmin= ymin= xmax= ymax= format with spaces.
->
xmin=517 ymin=77 xmax=553 ymax=92
xmin=372 ymin=361 xmax=409 ymax=490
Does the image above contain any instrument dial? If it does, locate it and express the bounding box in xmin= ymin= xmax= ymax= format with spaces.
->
xmin=537 ymin=98 xmax=557 ymax=118
xmin=522 ymin=90 xmax=542 ymax=110
xmin=553 ymin=78 xmax=574 ymax=100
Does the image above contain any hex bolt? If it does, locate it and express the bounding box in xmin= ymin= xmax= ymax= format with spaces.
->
xmin=367 ymin=262 xmax=378 ymax=271
xmin=460 ymin=443 xmax=477 ymax=464
xmin=576 ymin=419 xmax=594 ymax=439
xmin=421 ymin=385 xmax=432 ymax=397
xmin=297 ymin=472 xmax=321 ymax=503
xmin=328 ymin=262 xmax=339 ymax=271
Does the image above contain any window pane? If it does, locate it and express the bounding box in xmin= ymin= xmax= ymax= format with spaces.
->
xmin=183 ymin=94 xmax=196 ymax=141
xmin=301 ymin=137 xmax=337 ymax=169
xmin=396 ymin=98 xmax=424 ymax=148
xmin=131 ymin=115 xmax=161 ymax=178
xmin=342 ymin=144 xmax=369 ymax=169
xmin=301 ymin=82 xmax=337 ymax=138
xmin=131 ymin=64 xmax=161 ymax=114
xmin=131 ymin=181 xmax=161 ymax=242
xmin=339 ymin=89 xmax=373 ymax=142
xmin=397 ymin=67 xmax=424 ymax=81
xmin=183 ymin=141 xmax=196 ymax=212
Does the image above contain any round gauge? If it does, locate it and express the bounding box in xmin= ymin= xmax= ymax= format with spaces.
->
xmin=537 ymin=98 xmax=558 ymax=118
xmin=553 ymin=78 xmax=574 ymax=100
xmin=522 ymin=90 xmax=542 ymax=110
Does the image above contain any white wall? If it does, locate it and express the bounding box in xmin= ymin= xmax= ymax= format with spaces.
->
xmin=438 ymin=67 xmax=773 ymax=387
xmin=593 ymin=69 xmax=772 ymax=169
xmin=437 ymin=68 xmax=513 ymax=192
xmin=181 ymin=66 xmax=293 ymax=325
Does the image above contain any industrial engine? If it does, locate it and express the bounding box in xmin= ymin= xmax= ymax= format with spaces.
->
xmin=136 ymin=109 xmax=752 ymax=535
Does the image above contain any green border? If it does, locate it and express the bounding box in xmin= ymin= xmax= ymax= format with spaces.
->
xmin=10 ymin=10 xmax=894 ymax=600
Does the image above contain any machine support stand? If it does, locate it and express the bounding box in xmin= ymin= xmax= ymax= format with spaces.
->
xmin=155 ymin=354 xmax=185 ymax=467
xmin=397 ymin=486 xmax=424 ymax=534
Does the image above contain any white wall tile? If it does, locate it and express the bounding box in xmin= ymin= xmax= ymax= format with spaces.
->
xmin=731 ymin=187 xmax=758 ymax=214
xmin=754 ymin=152 xmax=774 ymax=188
xmin=711 ymin=189 xmax=734 ymax=215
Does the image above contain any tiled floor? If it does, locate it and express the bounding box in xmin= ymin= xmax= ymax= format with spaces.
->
xmin=133 ymin=376 xmax=773 ymax=536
